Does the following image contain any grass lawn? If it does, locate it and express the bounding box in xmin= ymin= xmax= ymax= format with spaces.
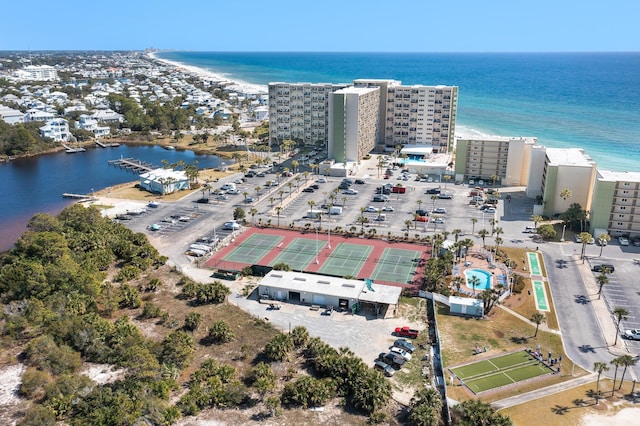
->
xmin=501 ymin=379 xmax=638 ymax=426
xmin=499 ymin=247 xmax=559 ymax=330
xmin=437 ymin=303 xmax=587 ymax=402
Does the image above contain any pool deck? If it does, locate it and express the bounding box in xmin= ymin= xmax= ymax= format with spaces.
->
xmin=454 ymin=247 xmax=510 ymax=296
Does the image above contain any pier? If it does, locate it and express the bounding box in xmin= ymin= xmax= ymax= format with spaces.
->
xmin=62 ymin=144 xmax=86 ymax=153
xmin=62 ymin=193 xmax=94 ymax=200
xmin=95 ymin=140 xmax=107 ymax=148
xmin=108 ymin=157 xmax=155 ymax=174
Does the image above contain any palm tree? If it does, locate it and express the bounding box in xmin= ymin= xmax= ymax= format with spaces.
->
xmin=468 ymin=275 xmax=480 ymax=294
xmin=376 ymin=156 xmax=385 ymax=178
xmin=417 ymin=199 xmax=424 ymax=212
xmin=494 ymin=236 xmax=504 ymax=253
xmin=269 ymin=196 xmax=276 ymax=207
xmin=287 ymin=182 xmax=294 ymax=197
xmin=452 ymin=276 xmax=465 ymax=294
xmin=443 ymin=175 xmax=451 ymax=189
xmin=308 ymin=200 xmax=316 ymax=212
xmin=490 ymin=174 xmax=499 ymax=186
xmin=560 ymin=188 xmax=572 ymax=214
xmin=430 ymin=195 xmax=438 ymax=209
xmin=302 ymin=171 xmax=309 ymax=183
xmin=311 ymin=163 xmax=319 ymax=177
xmin=478 ymin=229 xmax=489 ymax=247
xmin=452 ymin=228 xmax=463 ymax=243
xmin=489 ymin=218 xmax=499 ymax=235
xmin=294 ymin=175 xmax=301 ymax=190
xmin=278 ymin=190 xmax=285 ymax=205
xmin=242 ymin=191 xmax=249 ymax=202
xmin=470 ymin=218 xmax=478 ymax=235
xmin=597 ymin=233 xmax=611 ymax=257
xmin=405 ymin=219 xmax=413 ymax=232
xmin=596 ymin=272 xmax=608 ymax=299
xmin=593 ymin=361 xmax=610 ymax=404
xmin=617 ymin=355 xmax=637 ymax=390
xmin=530 ymin=312 xmax=545 ymax=337
xmin=613 ymin=307 xmax=629 ymax=346
xmin=611 ymin=356 xmax=624 ymax=395
xmin=255 ymin=185 xmax=262 ymax=198
xmin=357 ymin=215 xmax=369 ymax=234
xmin=531 ymin=214 xmax=544 ymax=229
xmin=274 ymin=206 xmax=282 ymax=228
xmin=578 ymin=231 xmax=593 ymax=261
xmin=249 ymin=208 xmax=258 ymax=225
xmin=291 ymin=159 xmax=299 ymax=173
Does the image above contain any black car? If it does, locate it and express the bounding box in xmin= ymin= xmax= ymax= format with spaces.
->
xmin=592 ymin=264 xmax=614 ymax=273
xmin=378 ymin=352 xmax=405 ymax=367
xmin=426 ymin=188 xmax=441 ymax=194
xmin=415 ymin=209 xmax=429 ymax=217
xmin=302 ymin=187 xmax=315 ymax=193
xmin=355 ymin=179 xmax=366 ymax=184
xmin=339 ymin=184 xmax=351 ymax=190
xmin=311 ymin=184 xmax=320 ymax=189
xmin=196 ymin=198 xmax=210 ymax=204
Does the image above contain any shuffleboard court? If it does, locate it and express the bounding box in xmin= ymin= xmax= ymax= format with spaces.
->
xmin=450 ymin=351 xmax=552 ymax=394
xmin=223 ymin=234 xmax=283 ymax=264
xmin=369 ymin=248 xmax=421 ymax=284
xmin=269 ymin=238 xmax=324 ymax=271
xmin=533 ymin=280 xmax=550 ymax=312
xmin=319 ymin=243 xmax=372 ymax=277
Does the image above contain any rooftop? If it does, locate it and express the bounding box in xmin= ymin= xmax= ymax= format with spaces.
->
xmin=597 ymin=170 xmax=640 ymax=183
xmin=545 ymin=147 xmax=595 ymax=167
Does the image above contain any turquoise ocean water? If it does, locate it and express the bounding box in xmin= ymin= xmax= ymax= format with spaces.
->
xmin=157 ymin=51 xmax=640 ymax=172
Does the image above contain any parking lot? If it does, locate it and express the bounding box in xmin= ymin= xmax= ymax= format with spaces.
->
xmin=588 ymin=256 xmax=640 ymax=353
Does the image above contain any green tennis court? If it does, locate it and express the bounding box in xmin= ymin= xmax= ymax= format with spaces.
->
xmin=269 ymin=238 xmax=324 ymax=270
xmin=370 ymin=248 xmax=421 ymax=284
xmin=451 ymin=351 xmax=552 ymax=394
xmin=223 ymin=234 xmax=283 ymax=264
xmin=319 ymin=243 xmax=372 ymax=277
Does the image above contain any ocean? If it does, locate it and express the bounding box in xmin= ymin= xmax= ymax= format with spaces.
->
xmin=157 ymin=51 xmax=640 ymax=172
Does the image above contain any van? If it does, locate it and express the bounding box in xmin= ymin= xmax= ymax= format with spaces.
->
xmin=329 ymin=206 xmax=343 ymax=215
xmin=524 ymin=226 xmax=536 ymax=233
xmin=221 ymin=183 xmax=236 ymax=191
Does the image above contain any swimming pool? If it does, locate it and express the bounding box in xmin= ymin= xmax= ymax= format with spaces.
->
xmin=463 ymin=269 xmax=493 ymax=291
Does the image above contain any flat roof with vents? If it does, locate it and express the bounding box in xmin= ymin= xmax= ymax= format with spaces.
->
xmin=259 ymin=270 xmax=401 ymax=305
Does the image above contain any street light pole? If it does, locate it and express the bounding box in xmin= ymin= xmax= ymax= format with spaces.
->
xmin=561 ymin=224 xmax=566 ymax=242
xmin=315 ymin=227 xmax=319 ymax=264
xmin=327 ymin=227 xmax=331 ymax=249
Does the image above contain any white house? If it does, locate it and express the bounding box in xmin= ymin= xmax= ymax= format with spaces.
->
xmin=24 ymin=108 xmax=56 ymax=122
xmin=0 ymin=106 xmax=25 ymax=125
xmin=76 ymin=114 xmax=111 ymax=137
xmin=39 ymin=118 xmax=70 ymax=142
xmin=139 ymin=168 xmax=189 ymax=195
xmin=91 ymin=109 xmax=124 ymax=124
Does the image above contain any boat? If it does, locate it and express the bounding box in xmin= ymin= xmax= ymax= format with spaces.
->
xmin=164 ymin=145 xmax=176 ymax=151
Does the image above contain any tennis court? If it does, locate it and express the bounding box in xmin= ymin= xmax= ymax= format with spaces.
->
xmin=370 ymin=248 xmax=421 ymax=284
xmin=450 ymin=351 xmax=552 ymax=394
xmin=319 ymin=243 xmax=372 ymax=277
xmin=223 ymin=234 xmax=283 ymax=264
xmin=269 ymin=238 xmax=324 ymax=271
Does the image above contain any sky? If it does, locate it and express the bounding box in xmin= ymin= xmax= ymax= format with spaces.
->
xmin=1 ymin=0 xmax=639 ymax=52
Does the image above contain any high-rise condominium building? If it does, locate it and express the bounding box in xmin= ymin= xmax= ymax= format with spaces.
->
xmin=268 ymin=82 xmax=349 ymax=148
xmin=590 ymin=171 xmax=640 ymax=239
xmin=328 ymin=87 xmax=380 ymax=163
xmin=268 ymin=80 xmax=458 ymax=155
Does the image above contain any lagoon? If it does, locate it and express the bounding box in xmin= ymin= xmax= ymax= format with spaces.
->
xmin=0 ymin=144 xmax=223 ymax=252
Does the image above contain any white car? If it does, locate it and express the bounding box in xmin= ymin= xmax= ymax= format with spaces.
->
xmin=316 ymin=178 xmax=327 ymax=183
xmin=434 ymin=217 xmax=446 ymax=224
xmin=222 ymin=221 xmax=241 ymax=230
xmin=619 ymin=236 xmax=630 ymax=246
xmin=389 ymin=346 xmax=412 ymax=361
xmin=344 ymin=189 xmax=358 ymax=195
xmin=623 ymin=329 xmax=640 ymax=340
xmin=365 ymin=206 xmax=380 ymax=213
xmin=382 ymin=205 xmax=394 ymax=212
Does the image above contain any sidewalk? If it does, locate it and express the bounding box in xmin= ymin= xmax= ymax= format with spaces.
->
xmin=497 ymin=304 xmax=561 ymax=335
xmin=492 ymin=372 xmax=597 ymax=410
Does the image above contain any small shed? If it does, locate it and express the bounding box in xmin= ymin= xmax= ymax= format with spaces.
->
xmin=449 ymin=295 xmax=484 ymax=317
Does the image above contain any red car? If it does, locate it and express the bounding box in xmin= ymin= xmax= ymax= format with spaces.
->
xmin=394 ymin=326 xmax=419 ymax=338
xmin=415 ymin=216 xmax=429 ymax=222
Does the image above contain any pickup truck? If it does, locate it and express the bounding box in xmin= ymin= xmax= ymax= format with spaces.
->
xmin=394 ymin=326 xmax=419 ymax=338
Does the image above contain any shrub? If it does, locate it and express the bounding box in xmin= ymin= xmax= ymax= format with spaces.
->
xmin=140 ymin=302 xmax=163 ymax=319
xmin=207 ymin=320 xmax=234 ymax=344
xmin=19 ymin=367 xmax=52 ymax=400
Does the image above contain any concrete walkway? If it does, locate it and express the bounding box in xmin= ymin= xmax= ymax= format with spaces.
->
xmin=492 ymin=372 xmax=598 ymax=410
xmin=497 ymin=304 xmax=562 ymax=335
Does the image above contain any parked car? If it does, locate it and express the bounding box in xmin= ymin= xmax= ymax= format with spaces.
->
xmin=433 ymin=207 xmax=447 ymax=214
xmin=196 ymin=198 xmax=210 ymax=204
xmin=355 ymin=179 xmax=366 ymax=184
xmin=394 ymin=326 xmax=419 ymax=338
xmin=592 ymin=264 xmax=614 ymax=273
xmin=374 ymin=360 xmax=395 ymax=377
xmin=434 ymin=217 xmax=446 ymax=224
xmin=597 ymin=238 xmax=608 ymax=246
xmin=415 ymin=209 xmax=429 ymax=217
xmin=343 ymin=188 xmax=359 ymax=195
xmin=365 ymin=206 xmax=380 ymax=213
xmin=393 ymin=338 xmax=416 ymax=354
xmin=311 ymin=184 xmax=320 ymax=189
xmin=256 ymin=172 xmax=266 ymax=177
xmin=619 ymin=236 xmax=630 ymax=246
xmin=378 ymin=352 xmax=406 ymax=368
xmin=389 ymin=346 xmax=412 ymax=361
xmin=437 ymin=192 xmax=453 ymax=199
xmin=623 ymin=329 xmax=640 ymax=340
xmin=244 ymin=197 xmax=255 ymax=203
xmin=381 ymin=205 xmax=394 ymax=212
xmin=416 ymin=216 xmax=429 ymax=222
xmin=426 ymin=188 xmax=441 ymax=194
xmin=216 ymin=194 xmax=229 ymax=201
xmin=222 ymin=221 xmax=241 ymax=230
xmin=316 ymin=178 xmax=327 ymax=183
xmin=373 ymin=195 xmax=389 ymax=202
xmin=302 ymin=187 xmax=315 ymax=193
xmin=226 ymin=189 xmax=240 ymax=195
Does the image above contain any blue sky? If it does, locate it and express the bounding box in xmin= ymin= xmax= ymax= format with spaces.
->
xmin=1 ymin=0 xmax=638 ymax=52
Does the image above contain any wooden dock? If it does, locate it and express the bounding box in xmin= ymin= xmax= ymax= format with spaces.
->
xmin=95 ymin=140 xmax=107 ymax=148
xmin=62 ymin=144 xmax=86 ymax=153
xmin=108 ymin=157 xmax=155 ymax=174
xmin=62 ymin=193 xmax=91 ymax=200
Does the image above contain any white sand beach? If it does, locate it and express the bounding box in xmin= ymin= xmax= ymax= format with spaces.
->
xmin=147 ymin=51 xmax=267 ymax=96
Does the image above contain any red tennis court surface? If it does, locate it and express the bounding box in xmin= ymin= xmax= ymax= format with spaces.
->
xmin=203 ymin=227 xmax=430 ymax=289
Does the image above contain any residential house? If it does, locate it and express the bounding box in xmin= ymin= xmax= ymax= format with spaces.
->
xmin=39 ymin=118 xmax=70 ymax=142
